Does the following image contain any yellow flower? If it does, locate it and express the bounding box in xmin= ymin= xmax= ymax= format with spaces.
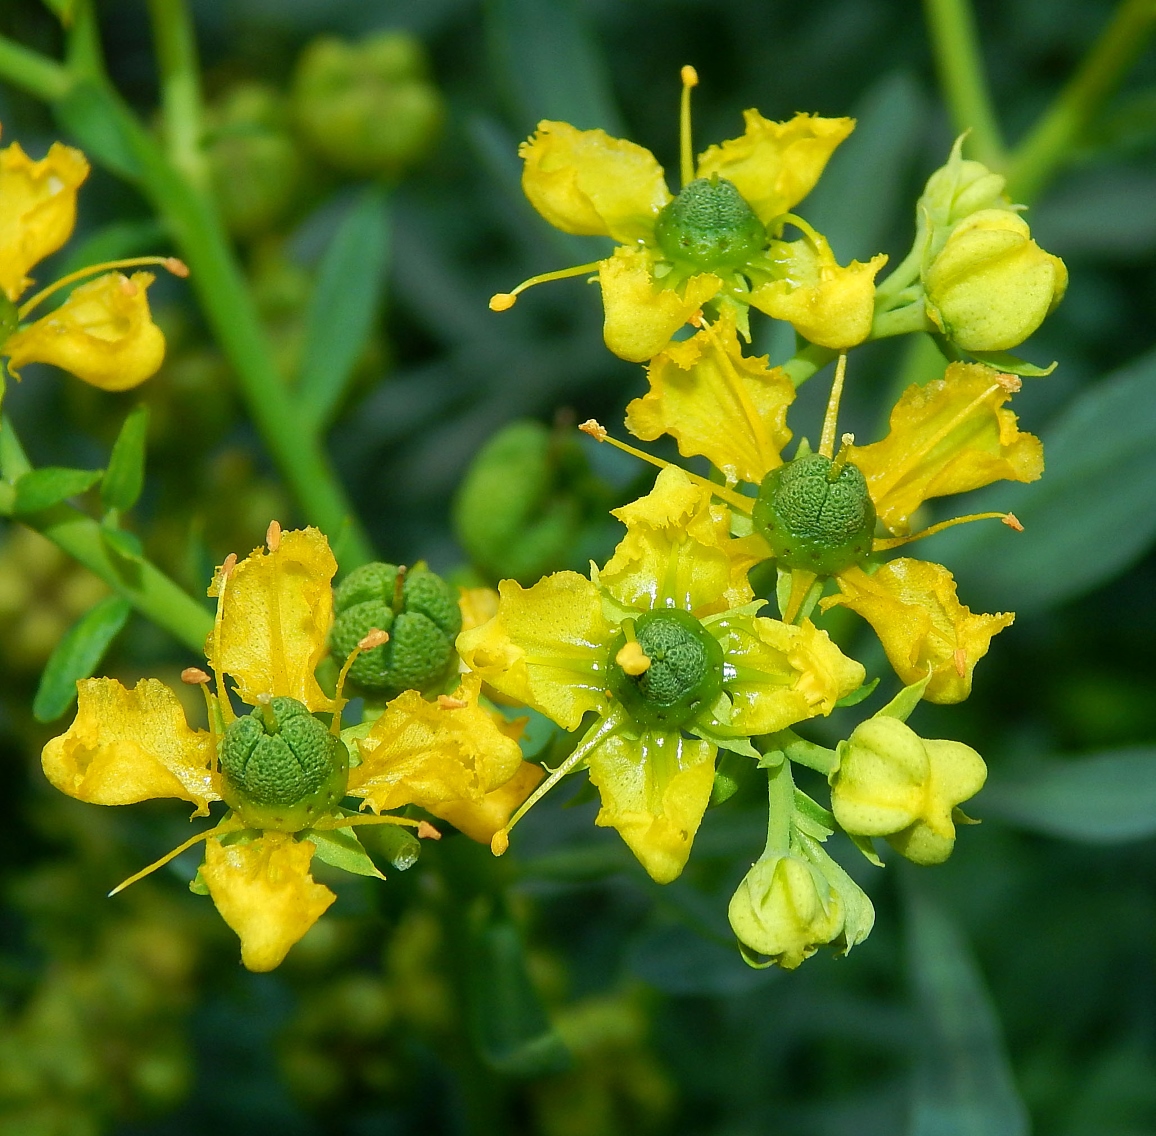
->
xmin=4 ymin=271 xmax=166 ymax=391
xmin=42 ymin=525 xmax=529 ymax=970
xmin=491 ymin=71 xmax=857 ymax=361
xmin=458 ymin=466 xmax=863 ymax=882
xmin=0 ymin=133 xmax=89 ymax=303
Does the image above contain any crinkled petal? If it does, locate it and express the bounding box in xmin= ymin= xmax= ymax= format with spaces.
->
xmin=349 ymin=674 xmax=524 ymax=812
xmin=201 ymin=832 xmax=335 ymax=972
xmin=625 ymin=311 xmax=794 ymax=485
xmin=0 ymin=138 xmax=89 ymax=302
xmin=520 ymin=121 xmax=671 ymax=243
xmin=5 ymin=272 xmax=165 ymax=390
xmin=458 ymin=586 xmax=500 ymax=633
xmin=208 ymin=526 xmax=337 ymax=712
xmin=695 ymin=111 xmax=854 ymax=224
xmin=707 ymin=613 xmax=864 ymax=735
xmin=601 ymin=465 xmax=761 ymax=615
xmin=429 ymin=761 xmax=546 ymax=844
xmin=456 ymin=572 xmax=613 ymax=730
xmin=586 ymin=729 xmax=715 ymax=883
xmin=849 ymin=361 xmax=1043 ymax=535
xmin=41 ymin=677 xmax=218 ymax=813
xmin=600 ymin=246 xmax=721 ymax=363
xmin=823 ymin=560 xmax=1013 ymax=703
xmin=750 ymin=236 xmax=886 ymax=349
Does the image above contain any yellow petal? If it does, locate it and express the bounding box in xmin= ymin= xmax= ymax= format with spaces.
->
xmin=458 ymin=585 xmax=500 ymax=633
xmin=849 ymin=361 xmax=1043 ymax=535
xmin=601 ymin=465 xmax=762 ymax=616
xmin=208 ymin=527 xmax=337 ymax=712
xmin=750 ymin=236 xmax=886 ymax=349
xmin=831 ymin=715 xmax=931 ymax=836
xmin=201 ymin=832 xmax=335 ymax=972
xmin=695 ymin=111 xmax=854 ymax=224
xmin=41 ymin=677 xmax=218 ymax=813
xmin=519 ymin=120 xmax=671 ymax=243
xmin=429 ymin=761 xmax=546 ymax=844
xmin=5 ymin=271 xmax=165 ymax=390
xmin=625 ymin=311 xmax=794 ymax=485
xmin=0 ymin=138 xmax=89 ymax=302
xmin=349 ymin=674 xmax=524 ymax=812
xmin=890 ymin=738 xmax=987 ymax=864
xmin=824 ymin=560 xmax=1013 ymax=703
xmin=456 ymin=571 xmax=613 ymax=730
xmin=599 ymin=246 xmax=721 ymax=363
xmin=709 ymin=613 xmax=865 ymax=735
xmin=586 ymin=729 xmax=715 ymax=883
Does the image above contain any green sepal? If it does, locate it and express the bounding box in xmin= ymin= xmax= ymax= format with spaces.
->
xmin=709 ymin=747 xmax=758 ymax=806
xmin=13 ymin=466 xmax=102 ymax=514
xmin=847 ymin=832 xmax=884 ymax=867
xmin=792 ymin=788 xmax=835 ymax=841
xmin=965 ymin=349 xmax=1057 ymax=377
xmin=877 ymin=671 xmax=933 ymax=722
xmin=357 ymin=820 xmax=422 ymax=871
xmin=775 ymin=566 xmax=826 ymax=623
xmin=188 ymin=870 xmax=209 ymax=896
xmin=101 ymin=405 xmax=149 ymax=513
xmin=835 ymin=676 xmax=880 ymax=708
xmin=101 ymin=521 xmax=144 ymax=561
xmin=306 ymin=826 xmax=387 ymax=880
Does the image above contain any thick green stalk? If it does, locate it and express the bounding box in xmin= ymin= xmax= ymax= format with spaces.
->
xmin=764 ymin=757 xmax=795 ymax=856
xmin=1008 ymin=0 xmax=1156 ymax=201
xmin=922 ymin=0 xmax=1007 ymax=169
xmin=146 ymin=0 xmax=209 ymax=189
xmin=0 ymin=35 xmax=71 ymax=101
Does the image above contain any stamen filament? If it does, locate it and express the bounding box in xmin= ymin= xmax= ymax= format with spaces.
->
xmin=680 ymin=64 xmax=699 ymax=187
xmin=819 ymin=354 xmax=848 ymax=459
xmin=108 ymin=816 xmax=243 ymax=897
xmin=209 ymin=553 xmax=237 ymax=726
xmin=310 ymin=812 xmax=424 ymax=831
xmin=872 ymin=511 xmax=1021 ymax=551
xmin=489 ymin=261 xmax=604 ymax=311
xmin=578 ymin=419 xmax=754 ymax=513
xmin=19 ymin=256 xmax=189 ymax=319
xmin=332 ymin=628 xmax=389 ymax=734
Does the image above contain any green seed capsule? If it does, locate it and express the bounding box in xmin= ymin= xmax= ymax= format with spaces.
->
xmin=218 ymin=696 xmax=349 ymax=831
xmin=752 ymin=453 xmax=876 ymax=576
xmin=654 ymin=176 xmax=767 ymax=273
xmin=608 ymin=608 xmax=724 ymax=731
xmin=330 ymin=562 xmax=461 ymax=697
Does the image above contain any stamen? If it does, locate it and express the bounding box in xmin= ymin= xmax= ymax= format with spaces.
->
xmin=578 ymin=419 xmax=754 ymax=513
xmin=391 ymin=566 xmax=407 ymax=615
xmin=783 ymin=568 xmax=818 ymax=624
xmin=417 ymin=821 xmax=442 ymax=840
xmin=489 ymin=260 xmax=604 ymax=311
xmin=310 ymin=812 xmax=423 ymax=831
xmin=265 ymin=519 xmax=282 ymax=552
xmin=872 ymin=511 xmax=1021 ymax=551
xmin=490 ymin=710 xmax=628 ymax=856
xmin=18 ymin=256 xmax=190 ymax=319
xmin=777 ymin=213 xmax=826 ymax=252
xmin=437 ymin=694 xmax=469 ymax=710
xmin=209 ymin=554 xmax=238 ymax=726
xmin=819 ymin=354 xmax=848 ymax=459
xmin=826 ymin=433 xmax=856 ymax=481
xmin=680 ymin=64 xmax=699 ymax=187
xmin=331 ymin=627 xmax=390 ymax=734
xmin=108 ymin=815 xmax=243 ymax=897
xmin=953 ymin=647 xmax=967 ymax=677
xmin=181 ymin=667 xmax=211 ymax=685
xmin=616 ymin=640 xmax=652 ymax=676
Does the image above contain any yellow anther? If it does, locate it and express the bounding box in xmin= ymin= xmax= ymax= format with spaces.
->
xmin=615 ymin=639 xmax=652 ymax=676
xmin=181 ymin=667 xmax=211 ymax=685
xmin=681 ymin=64 xmax=699 ymax=87
xmin=996 ymin=373 xmax=1022 ymax=393
xmin=265 ymin=519 xmax=282 ymax=552
xmin=358 ymin=628 xmax=390 ymax=650
xmin=437 ymin=694 xmax=469 ymax=710
xmin=491 ymin=829 xmax=510 ymax=856
xmin=489 ymin=292 xmax=517 ymax=311
xmin=579 ymin=418 xmax=608 ymax=441
xmin=953 ymin=647 xmax=967 ymax=677
xmin=417 ymin=820 xmax=442 ymax=841
xmin=1002 ymin=513 xmax=1024 ymax=531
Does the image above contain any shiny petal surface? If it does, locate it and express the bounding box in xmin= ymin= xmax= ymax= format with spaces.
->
xmin=41 ymin=677 xmax=218 ymax=813
xmin=695 ymin=111 xmax=854 ymax=224
xmin=824 ymin=560 xmax=1013 ymax=703
xmin=601 ymin=465 xmax=762 ymax=616
xmin=5 ymin=272 xmax=165 ymax=391
xmin=349 ymin=674 xmax=524 ymax=813
xmin=456 ymin=571 xmax=613 ymax=730
xmin=520 ymin=120 xmax=671 ymax=243
xmin=625 ymin=312 xmax=795 ymax=485
xmin=849 ymin=361 xmax=1043 ymax=535
xmin=429 ymin=761 xmax=546 ymax=844
xmin=599 ymin=246 xmax=721 ymax=363
xmin=208 ymin=526 xmax=337 ymax=712
xmin=0 ymin=138 xmax=89 ymax=302
xmin=201 ymin=832 xmax=335 ymax=972
xmin=586 ymin=729 xmax=715 ymax=883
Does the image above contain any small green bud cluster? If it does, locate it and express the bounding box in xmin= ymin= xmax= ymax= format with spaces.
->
xmin=331 ymin=562 xmax=461 ymax=697
xmin=608 ymin=608 xmax=724 ymax=730
xmin=753 ymin=453 xmax=876 ymax=575
xmin=654 ymin=176 xmax=768 ymax=273
xmin=219 ymin=696 xmax=349 ymax=831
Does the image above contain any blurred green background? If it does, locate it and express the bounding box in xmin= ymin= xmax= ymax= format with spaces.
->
xmin=2 ymin=0 xmax=1156 ymax=1133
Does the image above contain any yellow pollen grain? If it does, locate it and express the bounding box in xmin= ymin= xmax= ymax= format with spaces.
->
xmin=615 ymin=640 xmax=652 ymax=675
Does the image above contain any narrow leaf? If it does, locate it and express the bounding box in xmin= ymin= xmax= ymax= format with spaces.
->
xmin=14 ymin=467 xmax=102 ymax=514
xmin=905 ymin=880 xmax=1029 ymax=1136
xmin=307 ymin=828 xmax=387 ymax=879
xmin=982 ymin=749 xmax=1156 ymax=842
xmin=296 ymin=186 xmax=390 ymax=429
xmin=54 ymin=79 xmax=144 ymax=180
xmin=101 ymin=405 xmax=149 ymax=512
xmin=33 ymin=595 xmax=131 ymax=722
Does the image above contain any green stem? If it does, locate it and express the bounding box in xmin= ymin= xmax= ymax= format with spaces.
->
xmin=146 ymin=0 xmax=209 ymax=190
xmin=1007 ymin=0 xmax=1156 ymax=202
xmin=922 ymin=0 xmax=1007 ymax=169
xmin=870 ymin=301 xmax=934 ymax=340
xmin=763 ymin=756 xmax=795 ymax=855
xmin=781 ymin=344 xmax=837 ymax=387
xmin=0 ymin=35 xmax=72 ymax=101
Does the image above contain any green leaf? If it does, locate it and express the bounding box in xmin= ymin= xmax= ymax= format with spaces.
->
xmin=306 ymin=828 xmax=387 ymax=879
xmin=33 ymin=595 xmax=131 ymax=722
xmin=835 ymin=676 xmax=880 ymax=708
xmin=966 ymin=350 xmax=1057 ymax=377
xmin=981 ymin=749 xmax=1156 ymax=842
xmin=100 ymin=525 xmax=143 ymax=561
xmin=296 ymin=186 xmax=390 ymax=429
xmin=14 ymin=467 xmax=102 ymax=515
xmin=922 ymin=348 xmax=1156 ymax=613
xmin=469 ymin=914 xmax=571 ymax=1077
xmin=101 ymin=405 xmax=149 ymax=512
xmin=905 ymin=881 xmax=1029 ymax=1136
xmin=54 ymin=79 xmax=144 ymax=180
